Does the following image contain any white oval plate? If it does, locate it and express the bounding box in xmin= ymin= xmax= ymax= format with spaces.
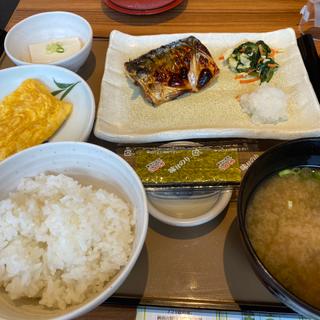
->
xmin=0 ymin=65 xmax=95 ymax=142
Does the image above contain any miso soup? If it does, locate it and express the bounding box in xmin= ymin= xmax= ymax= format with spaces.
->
xmin=246 ymin=167 xmax=320 ymax=309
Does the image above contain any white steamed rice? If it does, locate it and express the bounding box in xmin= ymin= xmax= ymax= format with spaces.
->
xmin=0 ymin=173 xmax=135 ymax=309
xmin=240 ymin=84 xmax=288 ymax=124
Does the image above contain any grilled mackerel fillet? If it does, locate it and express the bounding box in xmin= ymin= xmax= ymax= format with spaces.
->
xmin=124 ymin=36 xmax=220 ymax=106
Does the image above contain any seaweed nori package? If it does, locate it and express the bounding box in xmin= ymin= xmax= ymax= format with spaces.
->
xmin=116 ymin=141 xmax=261 ymax=190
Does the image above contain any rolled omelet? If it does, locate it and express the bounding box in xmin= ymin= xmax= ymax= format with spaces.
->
xmin=0 ymin=79 xmax=72 ymax=160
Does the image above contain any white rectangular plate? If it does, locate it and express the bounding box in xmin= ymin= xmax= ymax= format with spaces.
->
xmin=94 ymin=28 xmax=320 ymax=143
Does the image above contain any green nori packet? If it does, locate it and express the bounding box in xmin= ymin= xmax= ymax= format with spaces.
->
xmin=118 ymin=146 xmax=243 ymax=187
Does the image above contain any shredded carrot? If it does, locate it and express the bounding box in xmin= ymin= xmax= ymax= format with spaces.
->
xmin=239 ymin=77 xmax=260 ymax=84
xmin=267 ymin=63 xmax=278 ymax=68
xmin=235 ymin=74 xmax=246 ymax=80
xmin=235 ymin=95 xmax=240 ymax=101
xmin=269 ymin=48 xmax=279 ymax=58
xmin=218 ymin=55 xmax=224 ymax=60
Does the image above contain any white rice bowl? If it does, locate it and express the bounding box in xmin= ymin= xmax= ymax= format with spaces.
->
xmin=0 ymin=142 xmax=148 ymax=320
xmin=0 ymin=173 xmax=135 ymax=310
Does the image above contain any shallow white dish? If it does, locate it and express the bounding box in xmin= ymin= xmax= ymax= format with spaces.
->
xmin=4 ymin=11 xmax=93 ymax=72
xmin=147 ymin=189 xmax=232 ymax=227
xmin=0 ymin=65 xmax=95 ymax=142
xmin=0 ymin=141 xmax=148 ymax=320
xmin=94 ymin=28 xmax=320 ymax=143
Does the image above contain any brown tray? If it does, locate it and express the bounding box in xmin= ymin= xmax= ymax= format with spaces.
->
xmin=0 ymin=38 xmax=289 ymax=313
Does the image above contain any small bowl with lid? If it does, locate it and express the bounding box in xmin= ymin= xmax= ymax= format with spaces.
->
xmin=4 ymin=11 xmax=93 ymax=72
xmin=140 ymin=141 xmax=233 ymax=227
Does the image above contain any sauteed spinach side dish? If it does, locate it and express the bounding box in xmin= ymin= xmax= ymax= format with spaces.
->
xmin=227 ymin=40 xmax=279 ymax=83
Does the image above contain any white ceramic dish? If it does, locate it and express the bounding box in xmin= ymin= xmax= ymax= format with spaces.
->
xmin=0 ymin=64 xmax=95 ymax=142
xmin=4 ymin=11 xmax=93 ymax=72
xmin=0 ymin=141 xmax=148 ymax=320
xmin=142 ymin=140 xmax=233 ymax=227
xmin=94 ymin=28 xmax=320 ymax=143
xmin=147 ymin=189 xmax=232 ymax=227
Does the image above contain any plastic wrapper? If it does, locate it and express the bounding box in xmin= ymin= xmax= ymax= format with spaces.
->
xmin=116 ymin=141 xmax=261 ymax=191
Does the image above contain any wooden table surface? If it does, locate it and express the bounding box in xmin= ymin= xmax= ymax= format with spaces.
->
xmin=6 ymin=0 xmax=320 ymax=54
xmin=4 ymin=0 xmax=311 ymax=37
xmin=4 ymin=1 xmax=319 ymax=319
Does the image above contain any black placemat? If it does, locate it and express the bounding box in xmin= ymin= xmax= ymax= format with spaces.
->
xmin=0 ymin=29 xmax=6 ymax=57
xmin=297 ymin=34 xmax=320 ymax=103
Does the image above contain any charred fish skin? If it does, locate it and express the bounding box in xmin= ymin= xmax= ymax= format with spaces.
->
xmin=124 ymin=36 xmax=220 ymax=106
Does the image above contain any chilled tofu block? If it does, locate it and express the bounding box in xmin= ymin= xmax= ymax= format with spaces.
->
xmin=29 ymin=37 xmax=82 ymax=63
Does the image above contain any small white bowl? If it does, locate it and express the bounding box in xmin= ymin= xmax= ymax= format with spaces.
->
xmin=147 ymin=188 xmax=232 ymax=227
xmin=145 ymin=141 xmax=233 ymax=227
xmin=4 ymin=11 xmax=93 ymax=72
xmin=0 ymin=141 xmax=148 ymax=320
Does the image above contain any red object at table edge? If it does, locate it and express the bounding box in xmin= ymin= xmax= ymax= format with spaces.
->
xmin=110 ymin=0 xmax=176 ymax=10
xmin=104 ymin=0 xmax=184 ymax=15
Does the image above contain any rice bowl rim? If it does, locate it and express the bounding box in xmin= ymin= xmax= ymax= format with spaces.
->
xmin=0 ymin=141 xmax=149 ymax=320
